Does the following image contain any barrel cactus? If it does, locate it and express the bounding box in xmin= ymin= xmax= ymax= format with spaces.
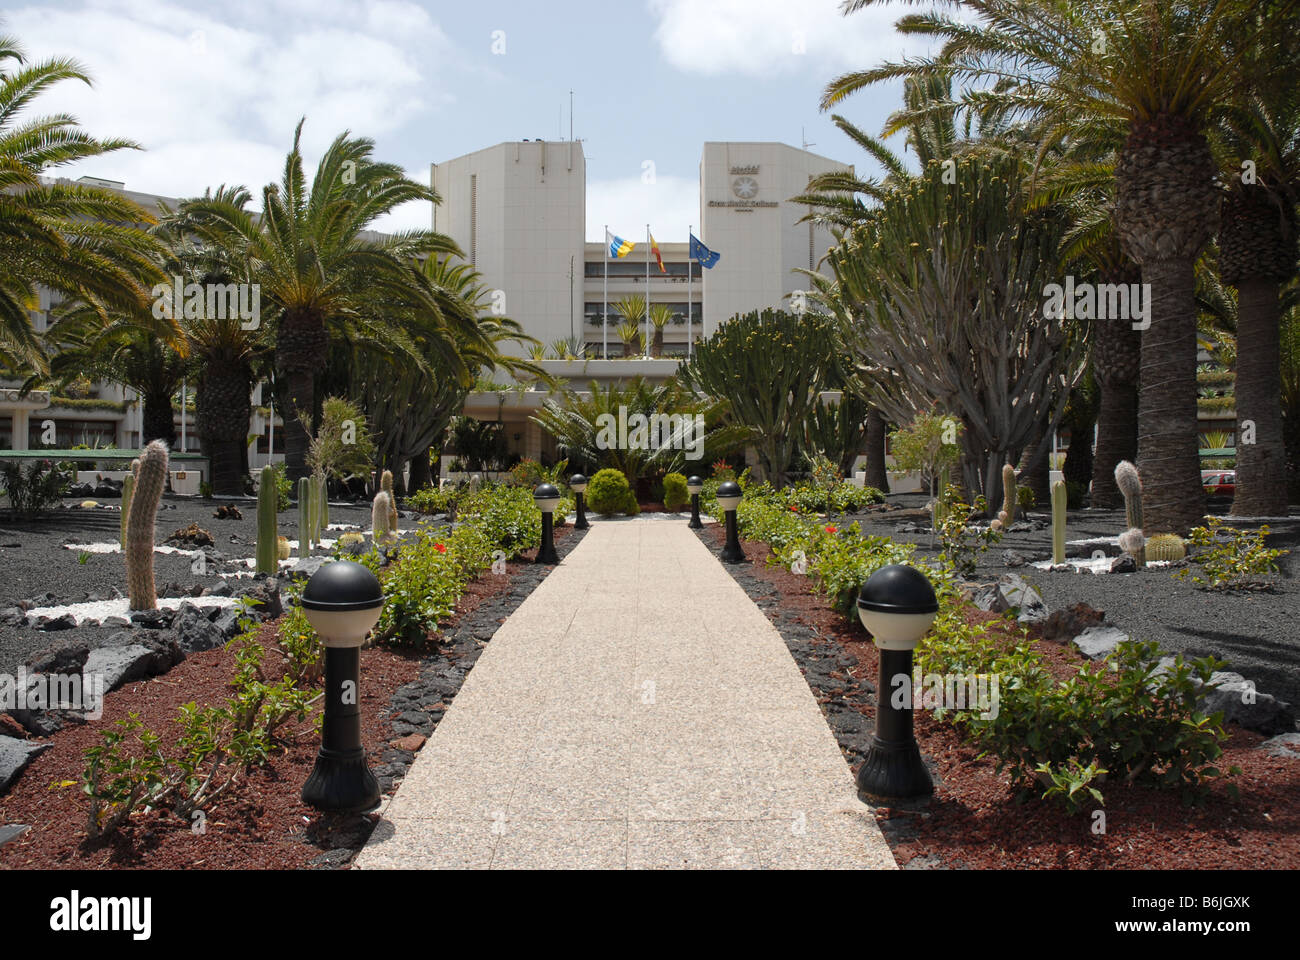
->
xmin=125 ymin=440 xmax=168 ymax=610
xmin=1118 ymin=528 xmax=1147 ymax=568
xmin=1145 ymin=533 xmax=1186 ymax=563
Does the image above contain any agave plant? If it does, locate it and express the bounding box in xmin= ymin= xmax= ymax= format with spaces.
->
xmin=616 ymin=320 xmax=642 ymax=358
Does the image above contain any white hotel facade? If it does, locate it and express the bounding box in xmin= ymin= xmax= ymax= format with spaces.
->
xmin=1 ymin=139 xmax=852 ymax=477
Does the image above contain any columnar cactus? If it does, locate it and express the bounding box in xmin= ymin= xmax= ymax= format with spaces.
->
xmin=255 ymin=464 xmax=278 ymax=574
xmin=1001 ymin=463 xmax=1017 ymax=524
xmin=298 ymin=476 xmax=313 ymax=558
xmin=1119 ymin=528 xmax=1147 ymax=568
xmin=1051 ymin=479 xmax=1066 ymax=565
xmin=1115 ymin=460 xmax=1143 ymax=532
xmin=372 ymin=490 xmax=392 ymax=543
xmin=381 ymin=469 xmax=397 ymax=533
xmin=316 ymin=473 xmax=329 ymax=532
xmin=1145 ymin=533 xmax=1186 ymax=563
xmin=125 ymin=440 xmax=168 ymax=610
xmin=119 ymin=473 xmax=135 ymax=550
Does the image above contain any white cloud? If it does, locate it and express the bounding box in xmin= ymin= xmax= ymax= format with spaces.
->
xmin=4 ymin=0 xmax=461 ymax=207
xmin=647 ymin=0 xmax=928 ymax=77
xmin=586 ymin=175 xmax=699 ymax=243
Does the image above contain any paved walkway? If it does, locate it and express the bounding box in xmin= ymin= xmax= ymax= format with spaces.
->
xmin=354 ymin=515 xmax=895 ymax=870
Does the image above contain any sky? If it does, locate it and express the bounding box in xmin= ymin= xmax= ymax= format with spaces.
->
xmin=2 ymin=0 xmax=937 ymax=241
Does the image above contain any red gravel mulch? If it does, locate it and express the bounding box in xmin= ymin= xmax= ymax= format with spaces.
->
xmin=0 ymin=530 xmax=572 ymax=870
xmin=706 ymin=526 xmax=1300 ymax=870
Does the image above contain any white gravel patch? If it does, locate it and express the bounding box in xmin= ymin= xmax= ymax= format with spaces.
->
xmin=26 ymin=595 xmax=238 ymax=626
xmin=326 ymin=523 xmax=360 ymax=531
xmin=1032 ymin=555 xmax=1173 ymax=574
xmin=64 ymin=542 xmax=211 ymax=556
xmin=1066 ymin=535 xmax=1121 ymax=547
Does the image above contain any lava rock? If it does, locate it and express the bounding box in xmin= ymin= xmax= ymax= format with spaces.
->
xmin=68 ymin=482 xmax=95 ymax=498
xmin=84 ymin=642 xmax=177 ymax=693
xmin=1039 ymin=602 xmax=1106 ymax=644
xmin=237 ymin=578 xmax=283 ymax=620
xmin=1259 ymin=732 xmax=1300 ymax=759
xmin=211 ymin=608 xmax=244 ymax=641
xmin=0 ymin=737 xmax=50 ymax=794
xmin=288 ymin=556 xmax=328 ymax=582
xmin=0 ymin=607 xmax=24 ymax=627
xmin=972 ymin=574 xmax=1049 ymax=623
xmin=213 ymin=504 xmax=243 ymax=520
xmin=1001 ymin=549 xmax=1027 ymax=568
xmin=25 ymin=640 xmax=91 ymax=675
xmin=0 ymin=824 xmax=30 ymax=847
xmin=1200 ymin=673 xmax=1297 ymax=736
xmin=36 ymin=612 xmax=76 ymax=631
xmin=93 ymin=480 xmax=121 ymax=498
xmin=168 ymin=603 xmax=225 ymax=653
xmin=1072 ymin=625 xmax=1129 ymax=660
xmin=165 ymin=522 xmax=215 ymax=548
xmin=1109 ymin=554 xmax=1137 ymax=574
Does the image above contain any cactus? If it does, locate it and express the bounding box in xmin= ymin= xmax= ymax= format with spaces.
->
xmin=1001 ymin=463 xmax=1017 ymax=524
xmin=381 ymin=469 xmax=397 ymax=533
xmin=255 ymin=464 xmax=278 ymax=574
xmin=130 ymin=458 xmax=141 ymax=478
xmin=317 ymin=474 xmax=329 ymax=532
xmin=277 ymin=536 xmax=291 ymax=561
xmin=337 ymin=531 xmax=365 ymax=553
xmin=1051 ymin=479 xmax=1066 ymax=564
xmin=1145 ymin=533 xmax=1186 ymax=563
xmin=1115 ymin=460 xmax=1143 ymax=532
xmin=1118 ymin=527 xmax=1147 ymax=568
xmin=119 ymin=474 xmax=134 ymax=550
xmin=372 ymin=490 xmax=392 ymax=543
xmin=125 ymin=440 xmax=168 ymax=610
xmin=298 ymin=476 xmax=313 ymax=558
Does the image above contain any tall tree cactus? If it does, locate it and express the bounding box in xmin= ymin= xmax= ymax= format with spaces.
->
xmin=381 ymin=469 xmax=397 ymax=533
xmin=119 ymin=473 xmax=135 ymax=550
xmin=256 ymin=465 xmax=278 ymax=574
xmin=298 ymin=476 xmax=313 ymax=558
xmin=1001 ymin=463 xmax=1018 ymax=524
xmin=372 ymin=490 xmax=393 ymax=543
xmin=125 ymin=440 xmax=168 ymax=610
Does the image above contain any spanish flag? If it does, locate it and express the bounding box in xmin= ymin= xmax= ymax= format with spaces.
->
xmin=607 ymin=230 xmax=634 ymax=258
xmin=649 ymin=231 xmax=666 ymax=274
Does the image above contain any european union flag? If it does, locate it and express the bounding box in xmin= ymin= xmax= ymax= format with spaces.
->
xmin=689 ymin=233 xmax=720 ymax=269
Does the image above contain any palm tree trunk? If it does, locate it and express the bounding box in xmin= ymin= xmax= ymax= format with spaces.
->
xmin=141 ymin=386 xmax=177 ymax=447
xmin=863 ymin=409 xmax=889 ymax=491
xmin=280 ymin=367 xmax=314 ymax=483
xmin=1231 ymin=277 xmax=1288 ymax=517
xmin=275 ymin=308 xmax=328 ymax=482
xmin=196 ymin=366 xmax=252 ymax=496
xmin=1091 ymin=315 xmax=1141 ymax=508
xmin=652 ymin=327 xmax=664 ymax=358
xmin=1137 ymin=257 xmax=1205 ymax=534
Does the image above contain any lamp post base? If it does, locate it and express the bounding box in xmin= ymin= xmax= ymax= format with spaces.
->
xmin=688 ymin=494 xmax=702 ymax=529
xmin=720 ymin=510 xmax=745 ymax=563
xmin=536 ymin=513 xmax=559 ymax=564
xmin=302 ymin=746 xmax=381 ymax=813
xmin=574 ymin=494 xmax=589 ymax=530
xmin=855 ymin=736 xmax=933 ymax=801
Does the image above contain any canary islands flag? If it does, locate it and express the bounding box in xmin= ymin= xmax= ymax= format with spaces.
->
xmin=607 ymin=230 xmax=634 ymax=258
xmin=650 ymin=231 xmax=666 ymax=274
xmin=689 ymin=233 xmax=720 ymax=268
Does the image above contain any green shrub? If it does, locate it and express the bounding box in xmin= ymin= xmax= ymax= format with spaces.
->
xmin=663 ymin=472 xmax=689 ymax=510
xmin=586 ymin=468 xmax=637 ymax=515
xmin=914 ymin=614 xmax=1238 ymax=809
xmin=407 ymin=485 xmax=458 ymax=515
xmin=458 ymin=483 xmax=542 ymax=555
xmin=1016 ymin=485 xmax=1036 ymax=512
xmin=0 ymin=459 xmax=71 ymax=517
xmin=1175 ymin=516 xmax=1287 ymax=590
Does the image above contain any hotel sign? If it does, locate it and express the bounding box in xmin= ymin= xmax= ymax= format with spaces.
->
xmin=711 ymin=165 xmax=777 ymax=210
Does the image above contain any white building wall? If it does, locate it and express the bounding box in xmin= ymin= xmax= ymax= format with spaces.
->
xmin=698 ymin=142 xmax=852 ymax=334
xmin=433 ymin=140 xmax=586 ymax=355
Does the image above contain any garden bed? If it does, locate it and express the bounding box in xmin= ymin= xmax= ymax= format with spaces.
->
xmin=698 ymin=523 xmax=1300 ymax=869
xmin=0 ymin=525 xmax=582 ymax=870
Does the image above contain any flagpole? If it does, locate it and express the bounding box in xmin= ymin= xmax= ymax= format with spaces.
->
xmin=644 ymin=223 xmax=651 ymax=359
xmin=687 ymin=224 xmax=693 ymax=360
xmin=602 ymin=224 xmax=608 ymax=360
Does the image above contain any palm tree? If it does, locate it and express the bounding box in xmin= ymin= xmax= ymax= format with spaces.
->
xmin=0 ymin=29 xmax=173 ymax=373
xmin=1212 ymin=84 xmax=1300 ymax=515
xmin=824 ymin=0 xmax=1293 ymax=533
xmin=612 ymin=295 xmax=646 ymax=358
xmin=176 ymin=120 xmax=488 ymax=480
xmin=649 ymin=303 xmax=674 ymax=358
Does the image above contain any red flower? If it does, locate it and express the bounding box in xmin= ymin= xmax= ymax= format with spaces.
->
xmin=789 ymin=504 xmax=798 ymax=512
xmin=825 ymin=525 xmax=837 ymax=534
xmin=434 ymin=543 xmax=446 ymax=554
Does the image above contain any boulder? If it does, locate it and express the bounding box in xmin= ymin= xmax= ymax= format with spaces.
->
xmin=288 ymin=556 xmax=328 ymax=582
xmin=168 ymin=603 xmax=225 ymax=653
xmin=84 ymin=643 xmax=176 ymax=693
xmin=35 ymin=612 xmax=76 ymax=631
xmin=972 ymin=574 xmax=1049 ymax=623
xmin=1259 ymin=732 xmax=1300 ymax=759
xmin=129 ymin=608 xmax=171 ymax=629
xmin=0 ymin=736 xmax=49 ymax=794
xmin=25 ymin=640 xmax=91 ymax=675
xmin=92 ymin=480 xmax=121 ymax=498
xmin=165 ymin=522 xmax=214 ymax=548
xmin=1199 ymin=672 xmax=1297 ymax=736
xmin=237 ymin=578 xmax=283 ymax=621
xmin=1001 ymin=549 xmax=1027 ymax=568
xmin=1072 ymin=625 xmax=1129 ymax=660
xmin=1109 ymin=554 xmax=1137 ymax=574
xmin=1039 ymin=602 xmax=1106 ymax=644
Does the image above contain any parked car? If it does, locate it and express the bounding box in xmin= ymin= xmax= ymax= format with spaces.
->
xmin=1201 ymin=469 xmax=1235 ymax=496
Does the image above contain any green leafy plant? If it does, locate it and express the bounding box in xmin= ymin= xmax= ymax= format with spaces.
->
xmin=0 ymin=459 xmax=71 ymax=517
xmin=406 ymin=485 xmax=458 ymax=516
xmin=887 ymin=411 xmax=963 ymax=497
xmin=934 ymin=486 xmax=1001 ymax=578
xmin=1175 ymin=516 xmax=1287 ymax=590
